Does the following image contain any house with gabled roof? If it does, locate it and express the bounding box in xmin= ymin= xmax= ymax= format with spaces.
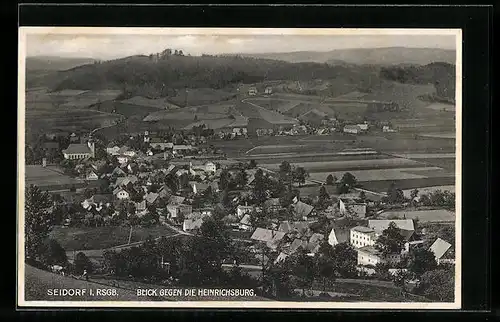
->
xmin=112 ymin=166 xmax=126 ymax=177
xmin=251 ymin=228 xmax=286 ymax=250
xmin=183 ymin=218 xmax=204 ymax=232
xmin=113 ymin=187 xmax=130 ymax=200
xmin=429 ymin=238 xmax=454 ymax=265
xmin=144 ymin=192 xmax=159 ymax=205
xmin=328 ymin=222 xmax=351 ymax=246
xmin=86 ymin=170 xmax=99 ymax=181
xmin=293 ymin=200 xmax=314 ymax=219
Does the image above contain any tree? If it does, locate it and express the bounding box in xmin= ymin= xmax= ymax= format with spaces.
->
xmin=317 ymin=186 xmax=330 ymax=209
xmin=74 ymin=252 xmax=93 ymax=275
xmin=408 ymin=248 xmax=438 ymax=278
xmin=315 ymin=241 xmax=336 ymax=291
xmin=252 ymin=169 xmax=268 ymax=205
xmin=340 ymin=172 xmax=357 ymax=188
xmin=416 ymin=268 xmax=454 ymax=302
xmin=326 ymin=174 xmax=334 ymax=185
xmin=248 ymin=159 xmax=257 ymax=169
xmin=279 ymin=161 xmax=293 ymax=187
xmin=293 ymin=167 xmax=308 ymax=187
xmin=410 ymin=188 xmax=419 ymax=202
xmin=41 ymin=239 xmax=68 ymax=267
xmin=235 ymin=169 xmax=248 ymax=188
xmin=330 ymin=242 xmax=358 ymax=278
xmin=374 ymin=222 xmax=406 ymax=256
xmin=25 ymin=185 xmax=54 ymax=261
xmin=286 ymin=249 xmax=316 ymax=296
xmin=387 ymin=182 xmax=405 ymax=204
xmin=219 ymin=169 xmax=231 ymax=191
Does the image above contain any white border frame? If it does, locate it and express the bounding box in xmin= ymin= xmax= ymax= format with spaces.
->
xmin=17 ymin=27 xmax=462 ymax=309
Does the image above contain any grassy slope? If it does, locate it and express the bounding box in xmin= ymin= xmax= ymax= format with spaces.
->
xmin=49 ymin=225 xmax=178 ymax=251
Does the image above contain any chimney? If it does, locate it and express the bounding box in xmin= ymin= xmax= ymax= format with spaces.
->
xmin=42 ymin=158 xmax=47 ymax=167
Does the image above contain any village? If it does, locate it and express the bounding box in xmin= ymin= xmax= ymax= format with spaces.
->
xmin=24 ymin=120 xmax=456 ymax=301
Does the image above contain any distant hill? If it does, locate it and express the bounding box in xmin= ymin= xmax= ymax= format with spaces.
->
xmin=26 ymin=52 xmax=455 ymax=103
xmin=26 ymin=56 xmax=96 ymax=71
xmin=232 ymin=47 xmax=456 ymax=66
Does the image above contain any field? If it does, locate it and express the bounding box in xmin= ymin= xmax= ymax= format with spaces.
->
xmin=419 ymin=132 xmax=456 ymax=139
xmin=120 ymin=96 xmax=181 ymax=109
xmin=95 ymin=101 xmax=162 ymax=118
xmin=378 ymin=209 xmax=455 ymax=223
xmin=306 ymin=167 xmax=451 ymax=183
xmin=424 ymin=102 xmax=455 ymax=112
xmin=402 ymin=185 xmax=456 ymax=198
xmin=25 ymin=165 xmax=85 ymax=191
xmin=359 ymin=177 xmax=456 ymax=193
xmin=143 ymin=110 xmax=227 ymax=122
xmin=49 ymin=225 xmax=178 ymax=251
xmin=25 ymin=91 xmax=123 ymax=134
xmin=25 ymin=265 xmax=144 ymax=301
xmin=260 ymin=158 xmax=425 ymax=173
xmin=168 ymin=88 xmax=236 ymax=106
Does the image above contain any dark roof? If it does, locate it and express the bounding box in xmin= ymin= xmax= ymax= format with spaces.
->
xmin=62 ymin=144 xmax=91 ymax=154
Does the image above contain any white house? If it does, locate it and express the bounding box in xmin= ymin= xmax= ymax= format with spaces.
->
xmin=86 ymin=171 xmax=99 ymax=181
xmin=166 ymin=203 xmax=193 ymax=220
xmin=343 ymin=125 xmax=361 ymax=134
xmin=236 ymin=205 xmax=254 ymax=219
xmin=429 ymin=238 xmax=454 ymax=265
xmin=183 ymin=218 xmax=203 ymax=232
xmin=106 ymin=145 xmax=120 ymax=155
xmin=356 ymin=246 xmax=401 ymax=267
xmin=248 ymin=87 xmax=257 ymax=96
xmin=113 ymin=187 xmax=130 ymax=200
xmin=383 ymin=125 xmax=396 ymax=133
xmin=264 ymin=87 xmax=272 ymax=95
xmin=117 ymin=155 xmax=129 ymax=164
xmin=238 ymin=214 xmax=253 ymax=231
xmin=356 ymin=123 xmax=369 ymax=131
xmin=350 ymin=226 xmax=377 ymax=248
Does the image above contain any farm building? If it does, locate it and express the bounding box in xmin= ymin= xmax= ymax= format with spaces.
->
xmin=62 ymin=141 xmax=95 ymax=160
xmin=343 ymin=125 xmax=362 ymax=134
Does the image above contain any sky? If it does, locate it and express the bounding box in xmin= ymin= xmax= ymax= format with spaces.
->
xmin=25 ymin=31 xmax=457 ymax=60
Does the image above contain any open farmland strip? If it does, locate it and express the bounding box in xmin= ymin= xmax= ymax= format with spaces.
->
xmin=306 ymin=167 xmax=449 ymax=183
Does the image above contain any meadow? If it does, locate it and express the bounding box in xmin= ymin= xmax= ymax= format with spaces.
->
xmin=25 ymin=165 xmax=84 ymax=190
xmin=378 ymin=209 xmax=455 ymax=223
xmin=306 ymin=167 xmax=449 ymax=183
xmin=49 ymin=225 xmax=178 ymax=251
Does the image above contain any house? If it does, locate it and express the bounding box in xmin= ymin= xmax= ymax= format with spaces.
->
xmin=356 ymin=123 xmax=369 ymax=131
xmin=248 ymin=87 xmax=257 ymax=96
xmin=135 ymin=200 xmax=147 ymax=212
xmin=106 ymin=144 xmax=120 ymax=155
xmin=238 ymin=214 xmax=253 ymax=231
xmin=383 ymin=125 xmax=396 ymax=133
xmin=190 ymin=182 xmax=209 ymax=195
xmin=117 ymin=155 xmax=129 ymax=164
xmin=327 ymin=223 xmax=350 ymax=246
xmin=168 ymin=195 xmax=186 ymax=205
xmin=118 ymin=146 xmax=136 ymax=157
xmin=278 ymin=221 xmax=310 ymax=236
xmin=350 ymin=226 xmax=377 ymax=248
xmin=293 ymin=201 xmax=314 ymax=219
xmin=150 ymin=138 xmax=173 ymax=151
xmin=81 ymin=194 xmax=112 ymax=210
xmin=339 ymin=199 xmax=367 ymax=218
xmin=172 ymin=145 xmax=193 ymax=155
xmin=62 ymin=141 xmax=95 ymax=160
xmin=429 ymin=238 xmax=454 ymax=265
xmin=144 ymin=192 xmax=159 ymax=205
xmin=368 ymin=219 xmax=415 ymax=241
xmin=189 ymin=161 xmax=216 ymax=173
xmin=166 ymin=203 xmax=193 ymax=220
xmin=86 ymin=170 xmax=99 ymax=181
xmin=263 ymin=198 xmax=281 ymax=211
xmin=264 ymin=87 xmax=272 ymax=95
xmin=236 ymin=205 xmax=254 ymax=219
xmin=356 ymin=246 xmax=401 ymax=267
xmin=113 ymin=187 xmax=130 ymax=200
xmin=343 ymin=125 xmax=361 ymax=134
xmin=250 ymin=228 xmax=286 ymax=250
xmin=307 ymin=233 xmax=325 ymax=254
xmin=111 ymin=166 xmax=126 ymax=177
xmin=183 ymin=218 xmax=204 ymax=232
